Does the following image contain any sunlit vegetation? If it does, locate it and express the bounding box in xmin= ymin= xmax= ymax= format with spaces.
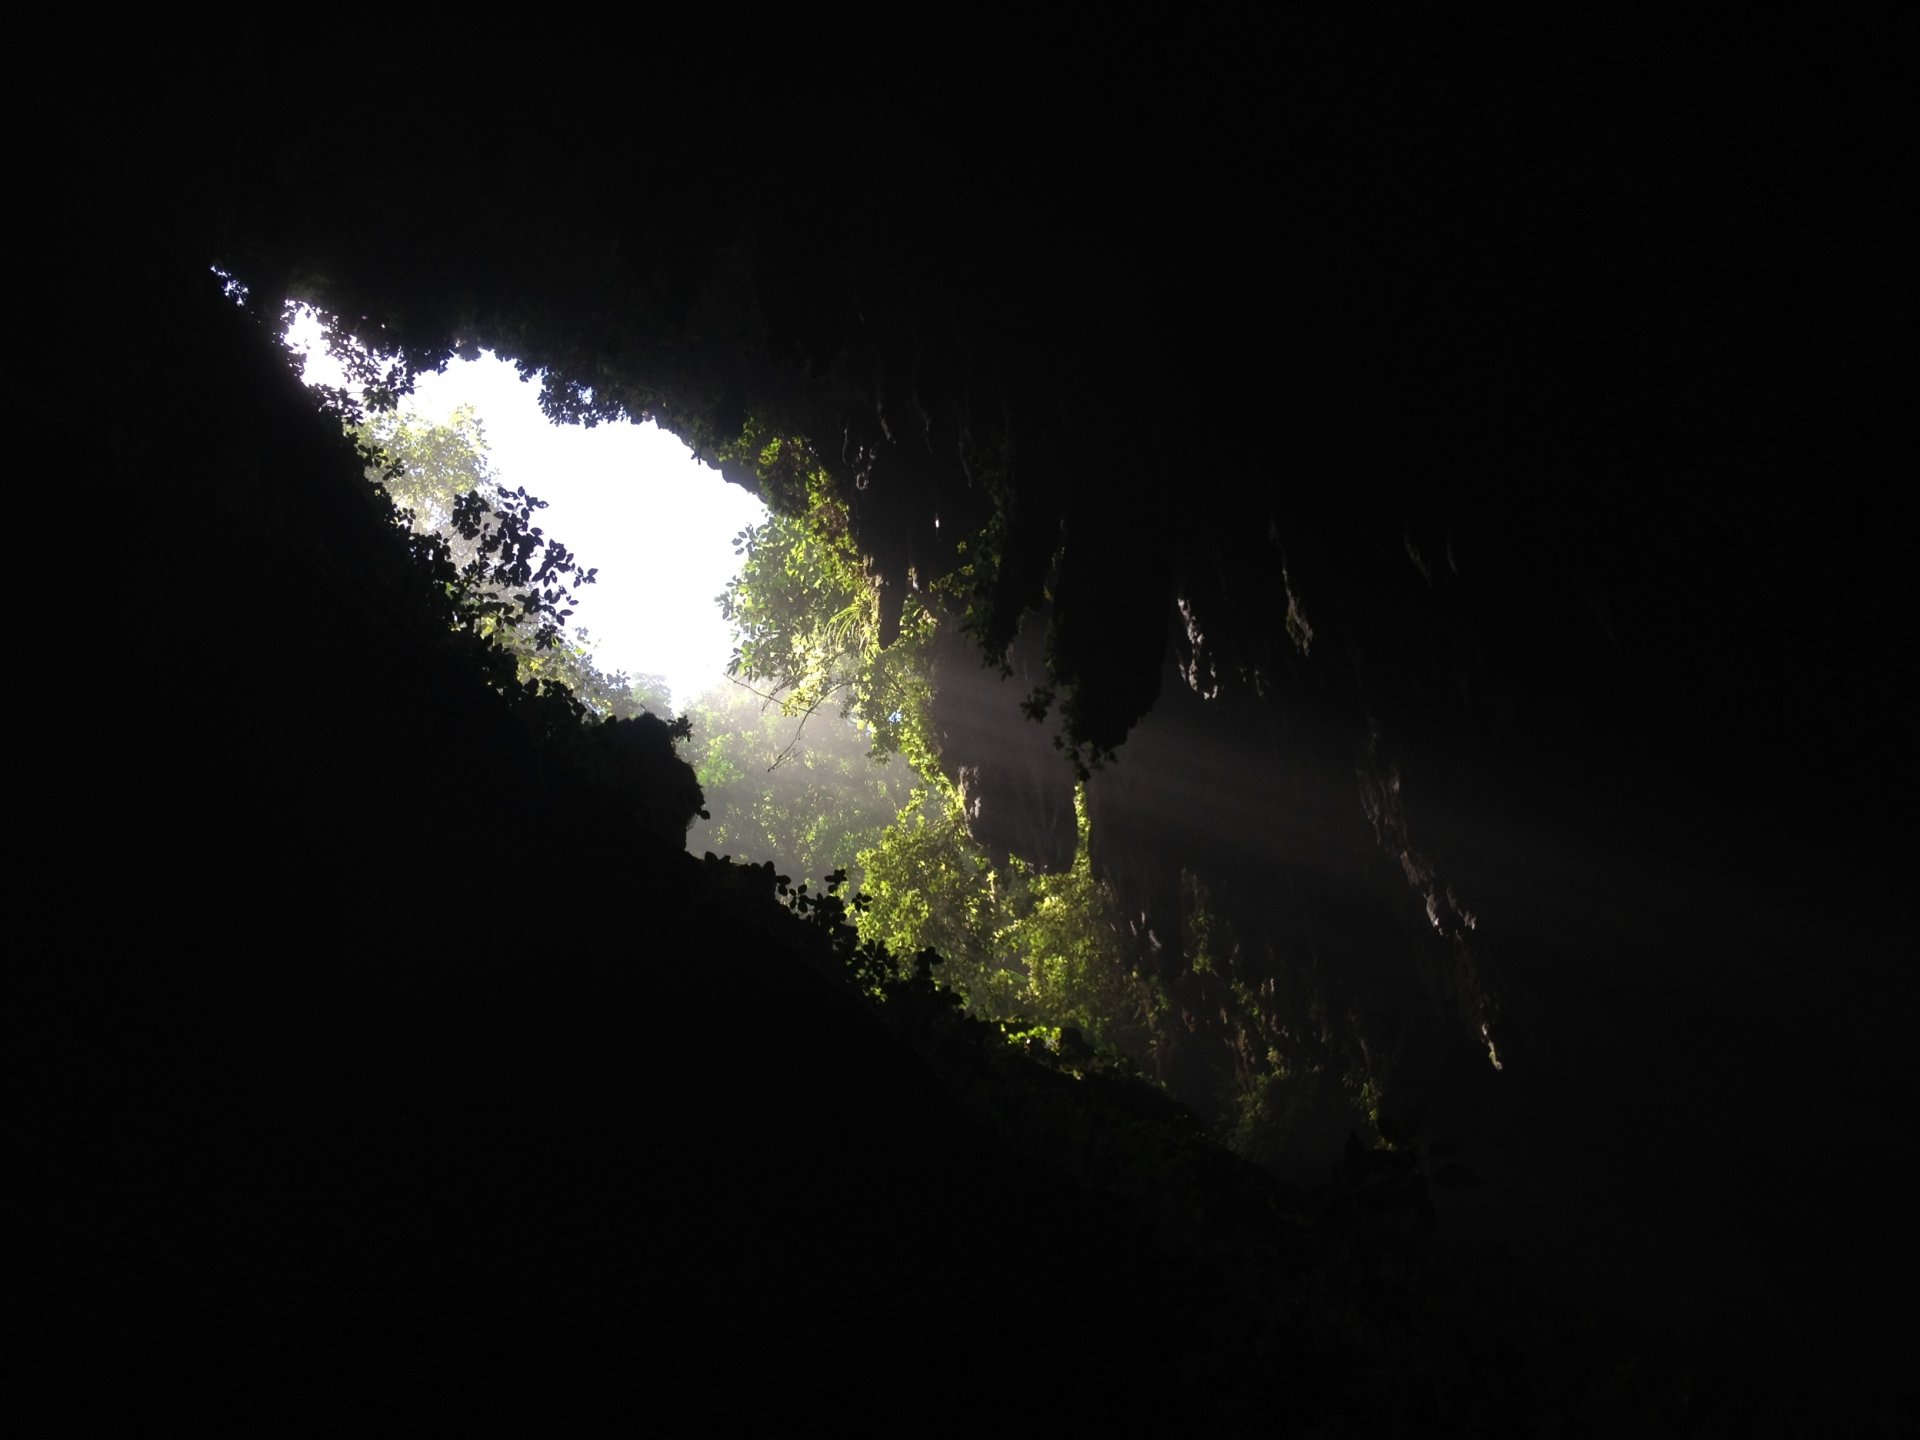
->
xmin=713 ymin=424 xmax=942 ymax=771
xmin=858 ymin=783 xmax=1161 ymax=1059
xmin=702 ymin=409 xmax=1380 ymax=1169
xmin=684 ymin=678 xmax=918 ymax=894
xmin=705 ymin=425 xmax=1152 ymax=1031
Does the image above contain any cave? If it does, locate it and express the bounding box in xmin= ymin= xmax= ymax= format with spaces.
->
xmin=22 ymin=31 xmax=1913 ymax=1432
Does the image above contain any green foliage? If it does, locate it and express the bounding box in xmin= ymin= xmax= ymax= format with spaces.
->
xmin=715 ymin=427 xmax=865 ymax=708
xmin=715 ymin=424 xmax=942 ymax=771
xmin=783 ymin=866 xmax=952 ymax=1002
xmin=992 ymin=788 xmax=1168 ymax=1059
xmin=709 ymin=436 xmax=1186 ymax=1080
xmin=854 ymin=779 xmax=1024 ymax=1011
xmin=686 ymin=680 xmax=917 ymax=892
xmin=445 ymin=482 xmax=594 ymax=651
xmin=855 ymin=780 xmax=1170 ymax=1062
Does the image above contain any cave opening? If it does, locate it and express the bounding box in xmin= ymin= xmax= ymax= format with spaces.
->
xmin=273 ymin=296 xmax=930 ymax=908
xmin=278 ymin=304 xmax=767 ymax=713
xmin=27 ymin=45 xmax=1912 ymax=1429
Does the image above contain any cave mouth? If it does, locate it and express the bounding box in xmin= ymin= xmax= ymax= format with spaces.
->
xmin=272 ymin=297 xmax=920 ymax=896
xmin=277 ymin=304 xmax=767 ymax=713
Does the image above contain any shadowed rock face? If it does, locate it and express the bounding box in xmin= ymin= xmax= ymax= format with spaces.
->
xmin=927 ymin=619 xmax=1076 ymax=873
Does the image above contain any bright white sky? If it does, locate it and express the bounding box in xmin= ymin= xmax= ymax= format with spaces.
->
xmin=283 ymin=311 xmax=766 ymax=709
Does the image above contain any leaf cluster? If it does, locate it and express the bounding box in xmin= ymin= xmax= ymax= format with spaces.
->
xmin=447 ymin=484 xmax=595 ymax=653
xmin=345 ymin=394 xmax=671 ymax=726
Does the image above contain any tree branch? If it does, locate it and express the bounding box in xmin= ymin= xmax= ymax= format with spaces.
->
xmin=764 ymin=681 xmax=857 ymax=772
